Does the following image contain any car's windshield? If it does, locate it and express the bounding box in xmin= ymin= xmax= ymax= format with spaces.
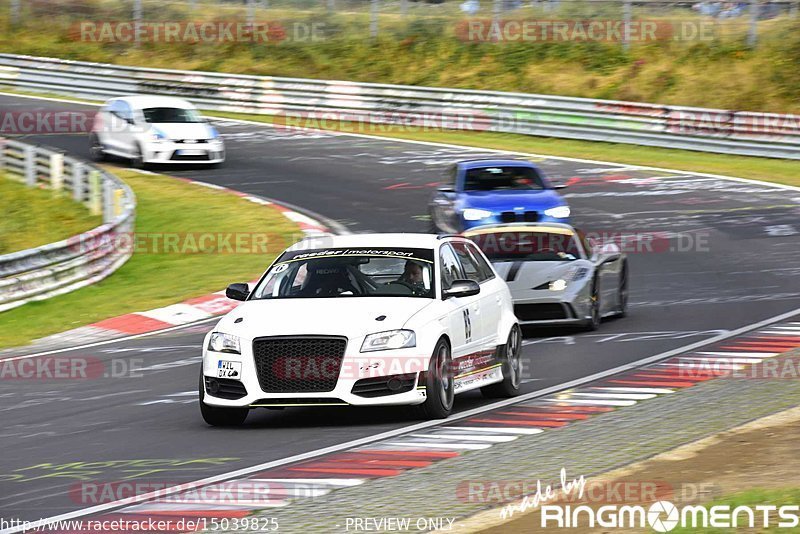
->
xmin=251 ymin=247 xmax=435 ymax=299
xmin=469 ymin=231 xmax=582 ymax=262
xmin=464 ymin=166 xmax=546 ymax=192
xmin=143 ymin=107 xmax=203 ymax=123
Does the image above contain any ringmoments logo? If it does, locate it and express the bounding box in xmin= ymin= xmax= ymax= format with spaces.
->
xmin=540 ymin=501 xmax=800 ymax=530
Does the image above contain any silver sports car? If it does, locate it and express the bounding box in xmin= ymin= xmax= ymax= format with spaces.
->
xmin=463 ymin=223 xmax=628 ymax=330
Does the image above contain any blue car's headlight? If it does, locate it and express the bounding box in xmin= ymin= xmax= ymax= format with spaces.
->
xmin=544 ymin=206 xmax=571 ymax=219
xmin=463 ymin=208 xmax=493 ymax=221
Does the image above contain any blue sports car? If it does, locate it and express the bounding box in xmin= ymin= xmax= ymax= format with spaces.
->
xmin=428 ymin=159 xmax=570 ymax=233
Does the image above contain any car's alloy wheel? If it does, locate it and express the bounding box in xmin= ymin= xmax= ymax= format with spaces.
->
xmin=584 ymin=281 xmax=601 ymax=331
xmin=418 ymin=338 xmax=454 ymax=419
xmin=89 ymin=134 xmax=105 ymax=162
xmin=198 ymin=371 xmax=248 ymax=427
xmin=481 ymin=324 xmax=522 ymax=398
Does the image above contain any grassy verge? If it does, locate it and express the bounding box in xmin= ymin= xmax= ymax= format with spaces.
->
xmin=0 ymin=168 xmax=298 ymax=348
xmin=213 ymin=110 xmax=800 ymax=188
xmin=0 ymin=175 xmax=102 ymax=255
xmin=670 ymin=488 xmax=800 ymax=533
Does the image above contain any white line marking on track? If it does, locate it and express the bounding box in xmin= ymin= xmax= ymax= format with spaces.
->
xmin=443 ymin=426 xmax=544 ymax=435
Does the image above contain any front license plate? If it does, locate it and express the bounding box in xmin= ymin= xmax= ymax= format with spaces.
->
xmin=176 ymin=149 xmax=205 ymax=156
xmin=217 ymin=360 xmax=242 ymax=379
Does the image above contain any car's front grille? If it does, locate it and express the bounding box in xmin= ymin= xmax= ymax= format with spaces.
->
xmin=351 ymin=373 xmax=417 ymax=398
xmin=174 ymin=139 xmax=209 ymax=144
xmin=514 ymin=303 xmax=570 ymax=321
xmin=500 ymin=211 xmax=539 ymax=223
xmin=170 ymin=152 xmax=211 ymax=161
xmin=249 ymin=397 xmax=348 ymax=407
xmin=253 ymin=336 xmax=347 ymax=393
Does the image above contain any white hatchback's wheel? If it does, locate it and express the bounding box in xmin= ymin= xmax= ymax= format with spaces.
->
xmin=89 ymin=134 xmax=106 ymax=162
xmin=418 ymin=338 xmax=454 ymax=419
xmin=481 ymin=324 xmax=522 ymax=398
xmin=198 ymin=372 xmax=248 ymax=427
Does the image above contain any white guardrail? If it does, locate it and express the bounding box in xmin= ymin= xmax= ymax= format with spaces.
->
xmin=0 ymin=138 xmax=135 ymax=312
xmin=0 ymin=53 xmax=799 ymax=159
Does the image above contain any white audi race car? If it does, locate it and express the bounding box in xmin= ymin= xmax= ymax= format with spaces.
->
xmin=464 ymin=223 xmax=628 ymax=330
xmin=200 ymin=233 xmax=521 ymax=426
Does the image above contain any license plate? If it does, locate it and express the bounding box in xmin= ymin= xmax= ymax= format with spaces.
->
xmin=217 ymin=360 xmax=242 ymax=379
xmin=176 ymin=149 xmax=205 ymax=156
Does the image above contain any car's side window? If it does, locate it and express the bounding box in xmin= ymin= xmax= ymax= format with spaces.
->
xmin=119 ymin=101 xmax=133 ymax=122
xmin=465 ymin=242 xmax=496 ymax=281
xmin=439 ymin=243 xmax=463 ymax=290
xmin=450 ymin=242 xmax=483 ymax=283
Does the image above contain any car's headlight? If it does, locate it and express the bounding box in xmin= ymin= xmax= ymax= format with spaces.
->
xmin=148 ymin=128 xmax=167 ymax=143
xmin=463 ymin=208 xmax=493 ymax=221
xmin=361 ymin=330 xmax=416 ymax=352
xmin=208 ymin=332 xmax=241 ymax=354
xmin=549 ymin=279 xmax=568 ymax=291
xmin=208 ymin=125 xmax=220 ymax=139
xmin=544 ymin=206 xmax=571 ymax=219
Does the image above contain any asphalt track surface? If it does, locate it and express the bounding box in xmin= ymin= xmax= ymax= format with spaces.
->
xmin=1 ymin=94 xmax=799 ymax=523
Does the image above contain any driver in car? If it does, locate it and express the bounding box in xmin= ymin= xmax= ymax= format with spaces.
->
xmin=397 ymin=260 xmax=426 ymax=293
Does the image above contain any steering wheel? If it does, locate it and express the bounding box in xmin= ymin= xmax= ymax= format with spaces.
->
xmin=387 ymin=280 xmax=415 ymax=291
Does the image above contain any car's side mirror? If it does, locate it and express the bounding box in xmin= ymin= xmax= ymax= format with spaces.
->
xmin=594 ymin=243 xmax=621 ymax=265
xmin=226 ymin=283 xmax=250 ymax=301
xmin=443 ymin=279 xmax=480 ymax=299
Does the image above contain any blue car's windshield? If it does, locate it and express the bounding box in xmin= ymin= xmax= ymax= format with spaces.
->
xmin=464 ymin=166 xmax=546 ymax=192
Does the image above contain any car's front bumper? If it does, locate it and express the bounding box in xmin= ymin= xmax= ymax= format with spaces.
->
xmin=461 ymin=213 xmax=569 ymax=231
xmin=512 ymin=291 xmax=592 ymax=326
xmin=201 ymin=344 xmax=430 ymax=409
xmin=143 ymin=140 xmax=225 ymax=164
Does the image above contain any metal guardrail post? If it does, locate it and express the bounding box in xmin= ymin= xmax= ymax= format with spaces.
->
xmin=24 ymin=145 xmax=36 ymax=186
xmin=623 ymin=0 xmax=632 ymax=51
xmin=72 ymin=162 xmax=85 ymax=202
xmin=10 ymin=0 xmax=21 ymax=26
xmin=370 ymin=0 xmax=379 ymax=38
xmin=102 ymin=178 xmax=113 ymax=224
xmin=88 ymin=170 xmax=102 ymax=216
xmin=0 ymin=138 xmax=6 ymax=177
xmin=747 ymin=0 xmax=759 ymax=47
xmin=50 ymin=153 xmax=64 ymax=192
xmin=113 ymin=188 xmax=124 ymax=218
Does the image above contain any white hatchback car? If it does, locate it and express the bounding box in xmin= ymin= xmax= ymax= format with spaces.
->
xmin=90 ymin=95 xmax=225 ymax=167
xmin=200 ymin=233 xmax=522 ymax=426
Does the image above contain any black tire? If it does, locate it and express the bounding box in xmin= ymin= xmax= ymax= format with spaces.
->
xmin=89 ymin=133 xmax=106 ymax=162
xmin=131 ymin=143 xmax=146 ymax=169
xmin=199 ymin=372 xmax=248 ymax=427
xmin=614 ymin=261 xmax=629 ymax=318
xmin=481 ymin=324 xmax=522 ymax=398
xmin=583 ymin=278 xmax=601 ymax=331
xmin=417 ymin=338 xmax=454 ymax=419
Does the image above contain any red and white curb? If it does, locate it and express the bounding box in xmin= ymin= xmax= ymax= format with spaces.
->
xmin=35 ymin=320 xmax=800 ymax=532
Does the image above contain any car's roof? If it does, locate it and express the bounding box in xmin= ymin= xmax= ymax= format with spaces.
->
xmin=463 ymin=223 xmax=577 ymax=236
xmin=458 ymin=158 xmax=539 ymax=170
xmin=286 ymin=233 xmax=463 ymax=252
xmin=107 ymin=95 xmax=197 ymax=109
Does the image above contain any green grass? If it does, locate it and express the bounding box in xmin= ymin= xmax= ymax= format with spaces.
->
xmin=668 ymin=488 xmax=800 ymax=533
xmin=0 ymin=175 xmax=102 ymax=255
xmin=0 ymin=168 xmax=298 ymax=348
xmin=213 ymin=110 xmax=800 ymax=188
